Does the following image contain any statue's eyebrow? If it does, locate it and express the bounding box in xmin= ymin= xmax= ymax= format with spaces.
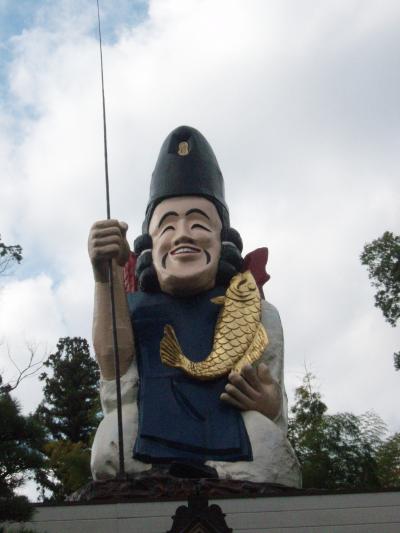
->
xmin=185 ymin=208 xmax=210 ymax=220
xmin=158 ymin=211 xmax=179 ymax=228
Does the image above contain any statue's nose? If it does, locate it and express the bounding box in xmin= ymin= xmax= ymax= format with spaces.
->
xmin=172 ymin=220 xmax=195 ymax=246
xmin=173 ymin=235 xmax=196 ymax=247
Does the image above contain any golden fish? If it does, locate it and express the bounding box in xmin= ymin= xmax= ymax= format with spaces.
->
xmin=160 ymin=270 xmax=268 ymax=380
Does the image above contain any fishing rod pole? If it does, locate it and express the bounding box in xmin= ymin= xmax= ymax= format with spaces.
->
xmin=96 ymin=0 xmax=125 ymax=477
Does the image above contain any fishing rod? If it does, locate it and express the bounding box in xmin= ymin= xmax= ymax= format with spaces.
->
xmin=96 ymin=0 xmax=125 ymax=477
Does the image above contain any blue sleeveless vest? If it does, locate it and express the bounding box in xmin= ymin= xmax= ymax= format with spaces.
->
xmin=127 ymin=287 xmax=252 ymax=463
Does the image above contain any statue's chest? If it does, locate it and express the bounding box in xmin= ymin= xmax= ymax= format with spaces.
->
xmin=127 ymin=288 xmax=224 ymax=376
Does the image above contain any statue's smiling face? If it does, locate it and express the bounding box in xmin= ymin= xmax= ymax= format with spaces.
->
xmin=149 ymin=196 xmax=222 ymax=296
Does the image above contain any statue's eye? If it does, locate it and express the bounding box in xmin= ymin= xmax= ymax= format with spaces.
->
xmin=191 ymin=223 xmax=211 ymax=233
xmin=160 ymin=225 xmax=174 ymax=236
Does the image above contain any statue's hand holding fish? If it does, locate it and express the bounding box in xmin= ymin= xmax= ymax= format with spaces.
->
xmin=221 ymin=362 xmax=282 ymax=420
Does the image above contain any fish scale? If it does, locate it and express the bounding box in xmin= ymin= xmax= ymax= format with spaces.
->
xmin=159 ymin=271 xmax=269 ymax=380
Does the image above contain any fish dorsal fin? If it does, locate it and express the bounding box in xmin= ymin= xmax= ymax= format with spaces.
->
xmin=210 ymin=296 xmax=225 ymax=306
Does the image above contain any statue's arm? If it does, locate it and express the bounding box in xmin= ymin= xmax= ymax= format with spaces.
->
xmin=89 ymin=220 xmax=135 ymax=380
xmin=258 ymin=300 xmax=288 ymax=430
xmin=220 ymin=300 xmax=285 ymax=425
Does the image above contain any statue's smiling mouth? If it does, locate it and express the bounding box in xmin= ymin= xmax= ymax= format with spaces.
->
xmin=171 ymin=246 xmax=201 ymax=256
xmin=162 ymin=245 xmax=211 ymax=268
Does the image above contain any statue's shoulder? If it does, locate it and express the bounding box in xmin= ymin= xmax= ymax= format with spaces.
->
xmin=261 ymin=299 xmax=282 ymax=327
xmin=127 ymin=290 xmax=169 ymax=313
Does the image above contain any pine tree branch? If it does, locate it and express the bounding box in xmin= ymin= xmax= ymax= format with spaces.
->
xmin=5 ymin=343 xmax=45 ymax=392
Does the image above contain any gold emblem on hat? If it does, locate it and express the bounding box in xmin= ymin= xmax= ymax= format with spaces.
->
xmin=178 ymin=141 xmax=189 ymax=156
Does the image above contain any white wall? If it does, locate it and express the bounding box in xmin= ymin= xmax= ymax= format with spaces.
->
xmin=4 ymin=491 xmax=400 ymax=533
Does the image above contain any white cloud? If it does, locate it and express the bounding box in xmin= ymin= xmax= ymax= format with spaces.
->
xmin=0 ymin=276 xmax=63 ymax=409
xmin=0 ymin=275 xmax=63 ymax=342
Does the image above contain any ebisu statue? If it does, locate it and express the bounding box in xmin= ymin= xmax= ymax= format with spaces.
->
xmin=88 ymin=125 xmax=301 ymax=488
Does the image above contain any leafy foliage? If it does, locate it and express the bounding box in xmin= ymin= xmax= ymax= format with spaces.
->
xmin=288 ymin=373 xmax=387 ymax=490
xmin=0 ymin=376 xmax=45 ymax=523
xmin=34 ymin=337 xmax=101 ymax=500
xmin=0 ymin=242 xmax=45 ymax=523
xmin=360 ymin=231 xmax=400 ymax=326
xmin=0 ymin=235 xmax=22 ymax=276
xmin=376 ymin=432 xmax=400 ymax=488
xmin=394 ymin=351 xmax=400 ymax=372
xmin=36 ymin=337 xmax=100 ymax=443
xmin=35 ymin=440 xmax=92 ymax=501
xmin=361 ymin=232 xmax=400 ymax=369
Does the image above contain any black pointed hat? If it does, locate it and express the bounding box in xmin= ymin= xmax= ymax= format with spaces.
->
xmin=143 ymin=125 xmax=229 ymax=231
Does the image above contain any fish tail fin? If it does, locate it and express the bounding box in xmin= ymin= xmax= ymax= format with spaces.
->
xmin=160 ymin=324 xmax=187 ymax=370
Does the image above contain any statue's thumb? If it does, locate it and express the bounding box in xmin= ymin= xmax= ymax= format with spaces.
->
xmin=119 ymin=221 xmax=128 ymax=238
xmin=258 ymin=363 xmax=274 ymax=385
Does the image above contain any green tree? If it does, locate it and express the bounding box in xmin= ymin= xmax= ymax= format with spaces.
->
xmin=0 ymin=235 xmax=22 ymax=276
xmin=40 ymin=440 xmax=92 ymax=500
xmin=0 ymin=237 xmax=44 ymax=523
xmin=35 ymin=337 xmax=101 ymax=500
xmin=0 ymin=376 xmax=45 ymax=523
xmin=36 ymin=337 xmax=100 ymax=443
xmin=288 ymin=373 xmax=385 ymax=489
xmin=376 ymin=432 xmax=400 ymax=488
xmin=360 ymin=231 xmax=400 ymax=369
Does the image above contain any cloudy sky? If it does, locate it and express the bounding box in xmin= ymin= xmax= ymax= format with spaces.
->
xmin=0 ymin=0 xmax=399 ymax=496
